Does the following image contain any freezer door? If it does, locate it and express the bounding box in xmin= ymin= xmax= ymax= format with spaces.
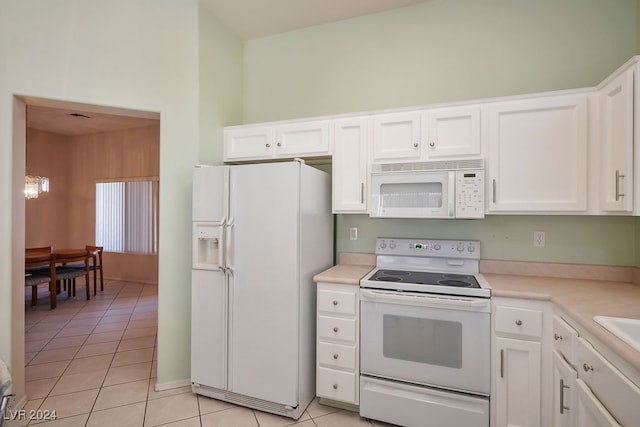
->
xmin=227 ymin=162 xmax=300 ymax=406
xmin=191 ymin=268 xmax=227 ymax=390
xmin=193 ymin=166 xmax=228 ymax=222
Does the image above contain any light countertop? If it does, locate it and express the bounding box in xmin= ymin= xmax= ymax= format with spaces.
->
xmin=313 ymin=261 xmax=640 ymax=378
xmin=485 ymin=273 xmax=640 ymax=376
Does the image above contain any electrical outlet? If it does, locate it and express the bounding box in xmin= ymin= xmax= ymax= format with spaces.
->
xmin=533 ymin=231 xmax=545 ymax=247
xmin=349 ymin=227 xmax=358 ymax=241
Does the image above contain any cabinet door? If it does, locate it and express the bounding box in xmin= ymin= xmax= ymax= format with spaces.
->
xmin=495 ymin=337 xmax=541 ymax=427
xmin=552 ymin=351 xmax=577 ymax=427
xmin=575 ymin=379 xmax=621 ymax=427
xmin=599 ymin=68 xmax=634 ymax=212
xmin=371 ymin=111 xmax=421 ymax=162
xmin=224 ymin=126 xmax=274 ymax=161
xmin=332 ymin=118 xmax=368 ymax=213
xmin=488 ymin=93 xmax=588 ymax=212
xmin=423 ymin=105 xmax=481 ymax=159
xmin=275 ymin=120 xmax=330 ymax=157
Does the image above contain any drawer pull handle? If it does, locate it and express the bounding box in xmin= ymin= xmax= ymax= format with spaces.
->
xmin=554 ymin=333 xmax=563 ymax=341
xmin=277 ymin=142 xmax=282 ymax=147
xmin=332 ymin=384 xmax=338 ymax=390
xmin=413 ymin=142 xmax=419 ymax=148
xmin=560 ymin=379 xmax=570 ymax=414
xmin=500 ymin=349 xmax=504 ymax=378
xmin=515 ymin=319 xmax=523 ymax=326
xmin=333 ymin=327 xmax=339 ymax=333
xmin=333 ymin=354 xmax=339 ymax=360
xmin=266 ymin=143 xmax=271 ymax=148
xmin=332 ymin=300 xmax=338 ymax=306
xmin=583 ymin=363 xmax=594 ymax=372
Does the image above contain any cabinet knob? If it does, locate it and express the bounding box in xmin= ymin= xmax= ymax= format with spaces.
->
xmin=333 ymin=327 xmax=339 ymax=333
xmin=266 ymin=143 xmax=271 ymax=148
xmin=333 ymin=353 xmax=339 ymax=360
xmin=332 ymin=384 xmax=338 ymax=390
xmin=429 ymin=141 xmax=435 ymax=147
xmin=515 ymin=319 xmax=523 ymax=326
xmin=332 ymin=300 xmax=338 ymax=306
xmin=583 ymin=363 xmax=594 ymax=372
xmin=554 ymin=333 xmax=563 ymax=341
xmin=413 ymin=142 xmax=419 ymax=148
xmin=277 ymin=142 xmax=282 ymax=147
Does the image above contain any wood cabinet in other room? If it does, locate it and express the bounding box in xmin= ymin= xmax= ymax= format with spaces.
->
xmin=487 ymin=92 xmax=589 ymax=213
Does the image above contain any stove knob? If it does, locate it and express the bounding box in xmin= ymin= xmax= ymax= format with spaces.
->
xmin=434 ymin=244 xmax=441 ymax=251
xmin=468 ymin=245 xmax=476 ymax=253
xmin=380 ymin=241 xmax=387 ymax=249
xmin=389 ymin=242 xmax=396 ymax=249
xmin=457 ymin=245 xmax=464 ymax=252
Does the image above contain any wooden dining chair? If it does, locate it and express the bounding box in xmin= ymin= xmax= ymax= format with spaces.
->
xmin=54 ymin=249 xmax=91 ymax=300
xmin=86 ymin=245 xmax=104 ymax=295
xmin=25 ymin=247 xmax=56 ymax=309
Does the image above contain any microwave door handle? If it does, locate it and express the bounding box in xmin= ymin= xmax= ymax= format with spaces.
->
xmin=448 ymin=172 xmax=456 ymax=217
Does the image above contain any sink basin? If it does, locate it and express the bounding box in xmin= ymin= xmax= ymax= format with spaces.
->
xmin=594 ymin=316 xmax=640 ymax=352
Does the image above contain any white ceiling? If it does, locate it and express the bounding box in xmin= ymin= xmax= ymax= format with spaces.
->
xmin=201 ymin=0 xmax=431 ymax=40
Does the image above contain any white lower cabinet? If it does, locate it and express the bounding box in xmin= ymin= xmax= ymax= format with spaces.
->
xmin=552 ymin=351 xmax=577 ymax=427
xmin=552 ymin=312 xmax=640 ymax=427
xmin=492 ymin=298 xmax=551 ymax=427
xmin=316 ymin=282 xmax=359 ymax=405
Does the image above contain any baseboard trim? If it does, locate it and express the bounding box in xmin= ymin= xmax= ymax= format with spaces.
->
xmin=154 ymin=379 xmax=191 ymax=392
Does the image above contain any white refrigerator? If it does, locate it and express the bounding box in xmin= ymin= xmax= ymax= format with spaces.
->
xmin=191 ymin=161 xmax=333 ymax=419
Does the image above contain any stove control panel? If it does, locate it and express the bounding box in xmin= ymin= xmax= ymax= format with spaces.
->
xmin=376 ymin=238 xmax=480 ymax=259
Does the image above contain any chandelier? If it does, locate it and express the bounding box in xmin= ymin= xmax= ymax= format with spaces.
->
xmin=24 ymin=175 xmax=49 ymax=199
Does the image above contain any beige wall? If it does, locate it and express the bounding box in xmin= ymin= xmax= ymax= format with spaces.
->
xmin=25 ymin=125 xmax=160 ymax=284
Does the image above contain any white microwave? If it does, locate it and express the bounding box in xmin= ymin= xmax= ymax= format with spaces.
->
xmin=369 ymin=160 xmax=485 ymax=219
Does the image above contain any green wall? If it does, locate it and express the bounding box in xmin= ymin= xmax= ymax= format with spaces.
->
xmin=242 ymin=0 xmax=640 ymax=266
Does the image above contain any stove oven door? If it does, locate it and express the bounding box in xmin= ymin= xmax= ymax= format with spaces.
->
xmin=360 ymin=288 xmax=490 ymax=395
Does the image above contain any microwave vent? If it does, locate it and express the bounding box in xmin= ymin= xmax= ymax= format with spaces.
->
xmin=372 ymin=159 xmax=484 ymax=173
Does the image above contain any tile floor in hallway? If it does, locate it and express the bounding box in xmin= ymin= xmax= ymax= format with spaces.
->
xmin=12 ymin=279 xmax=391 ymax=427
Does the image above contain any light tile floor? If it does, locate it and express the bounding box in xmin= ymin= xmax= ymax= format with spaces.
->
xmin=10 ymin=280 xmax=392 ymax=427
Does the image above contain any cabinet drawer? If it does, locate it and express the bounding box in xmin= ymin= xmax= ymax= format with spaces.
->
xmin=318 ymin=289 xmax=357 ymax=315
xmin=318 ymin=342 xmax=357 ymax=370
xmin=317 ymin=367 xmax=357 ymax=403
xmin=318 ymin=316 xmax=357 ymax=342
xmin=576 ymin=337 xmax=640 ymax=426
xmin=495 ymin=305 xmax=543 ymax=338
xmin=553 ymin=315 xmax=578 ymax=366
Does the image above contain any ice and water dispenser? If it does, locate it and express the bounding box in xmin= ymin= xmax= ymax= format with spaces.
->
xmin=193 ymin=223 xmax=221 ymax=269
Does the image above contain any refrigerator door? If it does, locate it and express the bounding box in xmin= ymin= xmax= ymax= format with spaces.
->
xmin=191 ymin=268 xmax=227 ymax=390
xmin=193 ymin=166 xmax=228 ymax=222
xmin=227 ymin=162 xmax=300 ymax=406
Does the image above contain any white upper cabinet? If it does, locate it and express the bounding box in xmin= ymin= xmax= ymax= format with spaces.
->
xmin=275 ymin=120 xmax=330 ymax=157
xmin=423 ymin=105 xmax=482 ymax=159
xmin=224 ymin=125 xmax=274 ymax=161
xmin=224 ymin=120 xmax=330 ymax=162
xmin=371 ymin=106 xmax=482 ymax=163
xmin=332 ymin=117 xmax=368 ymax=213
xmin=487 ymin=92 xmax=589 ymax=213
xmin=598 ymin=67 xmax=634 ymax=213
xmin=371 ymin=111 xmax=422 ymax=162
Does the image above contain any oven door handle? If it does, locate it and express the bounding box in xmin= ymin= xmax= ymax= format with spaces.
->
xmin=360 ymin=289 xmax=490 ymax=311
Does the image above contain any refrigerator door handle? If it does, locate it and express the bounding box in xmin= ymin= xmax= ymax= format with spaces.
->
xmin=226 ymin=217 xmax=234 ymax=271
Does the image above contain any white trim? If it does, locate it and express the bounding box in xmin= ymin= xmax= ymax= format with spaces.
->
xmin=153 ymin=379 xmax=192 ymax=392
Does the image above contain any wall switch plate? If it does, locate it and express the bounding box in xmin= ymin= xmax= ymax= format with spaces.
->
xmin=350 ymin=227 xmax=358 ymax=241
xmin=533 ymin=231 xmax=545 ymax=247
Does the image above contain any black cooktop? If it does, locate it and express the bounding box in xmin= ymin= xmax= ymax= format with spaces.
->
xmin=369 ymin=269 xmax=480 ymax=288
